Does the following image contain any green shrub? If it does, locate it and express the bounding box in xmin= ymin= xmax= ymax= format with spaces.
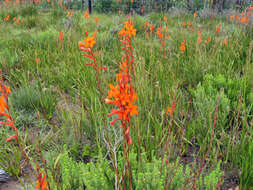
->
xmin=20 ymin=6 xmax=38 ymax=17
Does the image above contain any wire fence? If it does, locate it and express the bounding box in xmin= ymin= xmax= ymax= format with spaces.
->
xmin=0 ymin=0 xmax=252 ymax=14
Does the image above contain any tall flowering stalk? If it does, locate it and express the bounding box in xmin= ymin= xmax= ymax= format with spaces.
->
xmin=106 ymin=19 xmax=138 ymax=190
xmin=79 ymin=31 xmax=124 ymax=189
xmin=0 ymin=78 xmax=18 ymax=143
xmin=58 ymin=32 xmax=64 ymax=51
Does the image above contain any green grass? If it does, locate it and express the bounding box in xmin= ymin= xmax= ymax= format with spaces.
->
xmin=0 ymin=5 xmax=252 ymax=189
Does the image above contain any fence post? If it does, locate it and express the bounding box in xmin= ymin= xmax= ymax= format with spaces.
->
xmin=88 ymin=0 xmax=92 ymax=14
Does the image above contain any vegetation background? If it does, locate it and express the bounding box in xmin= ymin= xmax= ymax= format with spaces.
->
xmin=0 ymin=0 xmax=252 ymax=189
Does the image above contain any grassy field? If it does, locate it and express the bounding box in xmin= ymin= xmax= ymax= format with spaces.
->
xmin=0 ymin=5 xmax=253 ymax=190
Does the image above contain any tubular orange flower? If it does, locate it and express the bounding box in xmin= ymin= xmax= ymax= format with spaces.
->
xmin=0 ymin=73 xmax=19 ymax=143
xmin=216 ymin=26 xmax=220 ymax=34
xmin=144 ymin=21 xmax=149 ymax=28
xmin=83 ymin=11 xmax=89 ymax=19
xmin=34 ymin=167 xmax=48 ymax=190
xmin=79 ymin=32 xmax=107 ymax=72
xmin=67 ymin=11 xmax=73 ymax=18
xmin=240 ymin=16 xmax=247 ymax=23
xmin=230 ymin=15 xmax=234 ymax=21
xmin=35 ymin=57 xmax=40 ymax=64
xmin=166 ymin=100 xmax=177 ymax=116
xmin=94 ymin=17 xmax=99 ymax=25
xmin=79 ymin=32 xmax=96 ymax=48
xmin=205 ymin=37 xmax=211 ymax=45
xmin=119 ymin=19 xmax=136 ymax=38
xmin=180 ymin=40 xmax=186 ymax=52
xmin=224 ymin=38 xmax=227 ymax=46
xmin=150 ymin=25 xmax=155 ymax=34
xmin=164 ymin=16 xmax=168 ymax=23
xmin=156 ymin=27 xmax=163 ymax=38
xmin=197 ymin=30 xmax=202 ymax=44
xmin=194 ymin=12 xmax=197 ymax=18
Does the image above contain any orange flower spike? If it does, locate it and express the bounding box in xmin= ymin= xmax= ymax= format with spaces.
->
xmin=0 ymin=96 xmax=7 ymax=113
xmin=35 ymin=57 xmax=40 ymax=64
xmin=197 ymin=30 xmax=202 ymax=44
xmin=15 ymin=18 xmax=20 ymax=24
xmin=240 ymin=16 xmax=247 ymax=24
xmin=216 ymin=25 xmax=220 ymax=34
xmin=166 ymin=100 xmax=177 ymax=117
xmin=150 ymin=25 xmax=155 ymax=34
xmin=94 ymin=17 xmax=99 ymax=25
xmin=180 ymin=40 xmax=186 ymax=52
xmin=164 ymin=16 xmax=168 ymax=23
xmin=126 ymin=25 xmax=136 ymax=37
xmin=34 ymin=169 xmax=48 ymax=190
xmin=67 ymin=11 xmax=73 ymax=18
xmin=224 ymin=38 xmax=227 ymax=46
xmin=193 ymin=12 xmax=197 ymax=18
xmin=83 ymin=11 xmax=89 ymax=19
xmin=79 ymin=32 xmax=96 ymax=48
xmin=230 ymin=15 xmax=234 ymax=21
xmin=144 ymin=21 xmax=149 ymax=28
xmin=205 ymin=37 xmax=211 ymax=45
xmin=156 ymin=28 xmax=163 ymax=38
xmin=59 ymin=32 xmax=64 ymax=39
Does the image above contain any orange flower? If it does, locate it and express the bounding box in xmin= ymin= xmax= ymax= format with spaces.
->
xmin=3 ymin=15 xmax=10 ymax=21
xmin=188 ymin=22 xmax=192 ymax=27
xmin=59 ymin=32 xmax=64 ymax=40
xmin=144 ymin=21 xmax=149 ymax=28
xmin=118 ymin=10 xmax=121 ymax=15
xmin=193 ymin=12 xmax=197 ymax=18
xmin=248 ymin=6 xmax=253 ymax=11
xmin=130 ymin=0 xmax=133 ymax=3
xmin=235 ymin=15 xmax=239 ymax=20
xmin=150 ymin=25 xmax=155 ymax=34
xmin=156 ymin=27 xmax=163 ymax=38
xmin=216 ymin=26 xmax=220 ymax=34
xmin=240 ymin=16 xmax=247 ymax=23
xmin=79 ymin=32 xmax=96 ymax=48
xmin=230 ymin=15 xmax=234 ymax=21
xmin=35 ymin=57 xmax=40 ymax=64
xmin=94 ymin=17 xmax=99 ymax=25
xmin=83 ymin=11 xmax=89 ymax=19
xmin=34 ymin=168 xmax=48 ymax=190
xmin=67 ymin=11 xmax=73 ymax=17
xmin=224 ymin=38 xmax=227 ymax=46
xmin=166 ymin=101 xmax=177 ymax=116
xmin=15 ymin=18 xmax=20 ymax=24
xmin=197 ymin=30 xmax=202 ymax=44
xmin=205 ymin=37 xmax=211 ymax=45
xmin=164 ymin=16 xmax=168 ymax=23
xmin=119 ymin=20 xmax=136 ymax=38
xmin=180 ymin=40 xmax=186 ymax=52
xmin=0 ymin=96 xmax=7 ymax=113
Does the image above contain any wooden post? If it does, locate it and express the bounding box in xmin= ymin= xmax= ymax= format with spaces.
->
xmin=81 ymin=0 xmax=84 ymax=10
xmin=88 ymin=0 xmax=92 ymax=14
